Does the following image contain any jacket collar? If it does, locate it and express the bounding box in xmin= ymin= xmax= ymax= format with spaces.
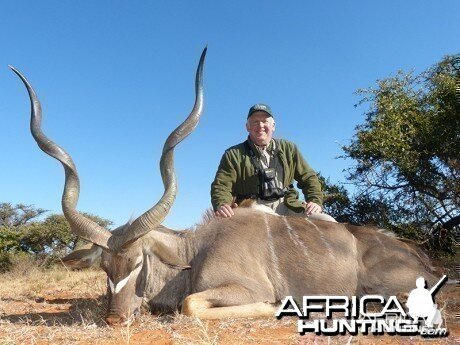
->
xmin=246 ymin=137 xmax=275 ymax=157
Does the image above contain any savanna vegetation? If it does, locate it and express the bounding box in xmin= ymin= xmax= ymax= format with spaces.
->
xmin=0 ymin=202 xmax=112 ymax=272
xmin=323 ymin=54 xmax=460 ymax=258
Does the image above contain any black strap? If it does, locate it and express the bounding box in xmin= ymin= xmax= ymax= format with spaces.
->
xmin=243 ymin=140 xmax=289 ymax=200
xmin=244 ymin=140 xmax=261 ymax=173
xmin=244 ymin=140 xmax=280 ymax=169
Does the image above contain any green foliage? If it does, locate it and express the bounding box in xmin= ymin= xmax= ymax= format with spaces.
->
xmin=0 ymin=226 xmax=21 ymax=252
xmin=322 ymin=177 xmax=456 ymax=255
xmin=18 ymin=213 xmax=112 ymax=255
xmin=19 ymin=215 xmax=76 ymax=255
xmin=0 ymin=251 xmax=12 ymax=273
xmin=0 ymin=202 xmax=113 ymax=270
xmin=322 ymin=176 xmax=403 ymax=228
xmin=330 ymin=54 xmax=459 ymax=255
xmin=0 ymin=202 xmax=46 ymax=227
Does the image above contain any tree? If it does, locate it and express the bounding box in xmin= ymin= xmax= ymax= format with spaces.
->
xmin=19 ymin=213 xmax=112 ymax=256
xmin=321 ymin=177 xmax=438 ymax=245
xmin=321 ymin=176 xmax=395 ymax=227
xmin=332 ymin=55 xmax=459 ymax=254
xmin=0 ymin=202 xmax=112 ymax=271
xmin=0 ymin=202 xmax=47 ymax=228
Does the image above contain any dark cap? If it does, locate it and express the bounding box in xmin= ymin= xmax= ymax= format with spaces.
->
xmin=247 ymin=103 xmax=274 ymax=119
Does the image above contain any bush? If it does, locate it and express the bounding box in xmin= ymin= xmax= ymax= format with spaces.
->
xmin=0 ymin=202 xmax=112 ymax=272
xmin=0 ymin=251 xmax=12 ymax=273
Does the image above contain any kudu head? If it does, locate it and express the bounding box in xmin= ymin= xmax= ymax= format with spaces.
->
xmin=10 ymin=47 xmax=206 ymax=325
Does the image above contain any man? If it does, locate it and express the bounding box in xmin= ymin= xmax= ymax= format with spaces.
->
xmin=406 ymin=277 xmax=442 ymax=328
xmin=211 ymin=103 xmax=335 ymax=222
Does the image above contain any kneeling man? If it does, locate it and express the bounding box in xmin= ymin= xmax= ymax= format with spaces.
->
xmin=211 ymin=103 xmax=336 ymax=222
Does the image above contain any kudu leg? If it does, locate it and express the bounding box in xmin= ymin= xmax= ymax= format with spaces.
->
xmin=182 ymin=284 xmax=277 ymax=319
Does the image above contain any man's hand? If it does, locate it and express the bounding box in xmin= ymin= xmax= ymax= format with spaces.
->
xmin=303 ymin=201 xmax=322 ymax=215
xmin=215 ymin=203 xmax=238 ymax=218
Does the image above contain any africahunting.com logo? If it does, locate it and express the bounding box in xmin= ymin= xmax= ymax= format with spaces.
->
xmin=276 ymin=275 xmax=448 ymax=337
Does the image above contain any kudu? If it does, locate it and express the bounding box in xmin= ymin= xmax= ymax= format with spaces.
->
xmin=11 ymin=50 xmax=439 ymax=325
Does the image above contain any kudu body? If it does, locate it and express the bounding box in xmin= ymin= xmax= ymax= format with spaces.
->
xmin=11 ymin=50 xmax=438 ymax=325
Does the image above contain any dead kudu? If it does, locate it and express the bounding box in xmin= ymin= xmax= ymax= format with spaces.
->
xmin=11 ymin=51 xmax=439 ymax=325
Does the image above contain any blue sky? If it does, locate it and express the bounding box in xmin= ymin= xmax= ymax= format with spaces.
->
xmin=1 ymin=1 xmax=458 ymax=229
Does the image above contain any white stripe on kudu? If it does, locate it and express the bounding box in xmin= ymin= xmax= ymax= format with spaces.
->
xmin=109 ymin=265 xmax=143 ymax=295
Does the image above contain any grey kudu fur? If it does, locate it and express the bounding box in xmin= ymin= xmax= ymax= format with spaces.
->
xmin=11 ymin=50 xmax=438 ymax=325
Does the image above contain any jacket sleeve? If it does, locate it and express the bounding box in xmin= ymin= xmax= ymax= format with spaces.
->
xmin=210 ymin=150 xmax=237 ymax=211
xmin=292 ymin=144 xmax=324 ymax=207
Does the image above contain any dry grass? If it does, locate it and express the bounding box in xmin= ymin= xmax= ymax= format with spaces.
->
xmin=0 ymin=260 xmax=459 ymax=344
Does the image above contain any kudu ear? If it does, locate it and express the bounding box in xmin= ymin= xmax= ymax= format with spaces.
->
xmin=61 ymin=244 xmax=102 ymax=270
xmin=152 ymin=242 xmax=191 ymax=270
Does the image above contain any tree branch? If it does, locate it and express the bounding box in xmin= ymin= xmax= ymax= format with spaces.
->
xmin=442 ymin=215 xmax=460 ymax=230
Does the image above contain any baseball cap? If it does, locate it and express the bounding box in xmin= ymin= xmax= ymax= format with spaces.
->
xmin=247 ymin=103 xmax=274 ymax=119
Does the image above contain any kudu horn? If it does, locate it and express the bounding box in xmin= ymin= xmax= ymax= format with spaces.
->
xmin=10 ymin=46 xmax=207 ymax=251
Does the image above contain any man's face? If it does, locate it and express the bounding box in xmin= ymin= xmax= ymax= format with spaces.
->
xmin=246 ymin=111 xmax=275 ymax=146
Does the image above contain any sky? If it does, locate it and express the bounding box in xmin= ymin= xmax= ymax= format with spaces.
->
xmin=1 ymin=1 xmax=458 ymax=230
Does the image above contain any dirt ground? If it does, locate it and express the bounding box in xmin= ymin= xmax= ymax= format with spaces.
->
xmin=0 ymin=263 xmax=458 ymax=345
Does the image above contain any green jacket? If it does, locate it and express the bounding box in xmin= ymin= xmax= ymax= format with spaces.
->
xmin=211 ymin=138 xmax=323 ymax=213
